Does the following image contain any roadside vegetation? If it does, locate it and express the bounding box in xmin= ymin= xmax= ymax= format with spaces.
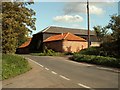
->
xmin=2 ymin=54 xmax=31 ymax=80
xmin=30 ymin=49 xmax=64 ymax=56
xmin=71 ymin=15 xmax=120 ymax=68
xmin=79 ymin=46 xmax=119 ymax=58
xmin=2 ymin=2 xmax=35 ymax=80
xmin=30 ymin=46 xmax=75 ymax=56
xmin=71 ymin=48 xmax=120 ymax=68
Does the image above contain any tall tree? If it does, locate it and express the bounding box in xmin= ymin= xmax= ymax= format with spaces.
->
xmin=107 ymin=15 xmax=120 ymax=42
xmin=106 ymin=15 xmax=120 ymax=54
xmin=93 ymin=25 xmax=108 ymax=42
xmin=2 ymin=2 xmax=36 ymax=54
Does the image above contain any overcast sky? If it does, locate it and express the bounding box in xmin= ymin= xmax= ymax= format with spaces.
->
xmin=27 ymin=1 xmax=119 ymax=35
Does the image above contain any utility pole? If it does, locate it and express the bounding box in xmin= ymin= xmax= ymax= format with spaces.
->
xmin=87 ymin=0 xmax=90 ymax=48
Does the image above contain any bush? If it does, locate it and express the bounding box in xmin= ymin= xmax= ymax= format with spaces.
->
xmin=2 ymin=54 xmax=31 ymax=80
xmin=31 ymin=49 xmax=64 ymax=56
xmin=79 ymin=46 xmax=119 ymax=58
xmin=79 ymin=47 xmax=100 ymax=55
xmin=100 ymin=41 xmax=119 ymax=58
xmin=71 ymin=54 xmax=120 ymax=68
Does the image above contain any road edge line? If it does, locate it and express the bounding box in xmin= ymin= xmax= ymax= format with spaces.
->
xmin=26 ymin=58 xmax=44 ymax=68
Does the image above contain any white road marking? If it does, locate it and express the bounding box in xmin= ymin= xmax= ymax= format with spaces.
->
xmin=59 ymin=75 xmax=70 ymax=80
xmin=51 ymin=71 xmax=57 ymax=75
xmin=78 ymin=83 xmax=94 ymax=90
xmin=96 ymin=67 xmax=120 ymax=72
xmin=63 ymin=59 xmax=93 ymax=67
xmin=39 ymin=64 xmax=44 ymax=67
xmin=27 ymin=57 xmax=95 ymax=90
xmin=27 ymin=58 xmax=44 ymax=67
xmin=45 ymin=68 xmax=49 ymax=70
xmin=97 ymin=67 xmax=113 ymax=71
xmin=48 ymin=56 xmax=93 ymax=67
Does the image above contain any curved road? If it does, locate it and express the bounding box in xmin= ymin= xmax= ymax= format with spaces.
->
xmin=24 ymin=55 xmax=119 ymax=89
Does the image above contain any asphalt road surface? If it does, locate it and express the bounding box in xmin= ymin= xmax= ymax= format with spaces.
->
xmin=24 ymin=55 xmax=119 ymax=89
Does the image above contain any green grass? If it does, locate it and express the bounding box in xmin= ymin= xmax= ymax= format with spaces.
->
xmin=2 ymin=54 xmax=31 ymax=80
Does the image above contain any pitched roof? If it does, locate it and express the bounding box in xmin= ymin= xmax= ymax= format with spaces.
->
xmin=43 ymin=32 xmax=86 ymax=42
xmin=35 ymin=26 xmax=95 ymax=36
xmin=19 ymin=38 xmax=32 ymax=48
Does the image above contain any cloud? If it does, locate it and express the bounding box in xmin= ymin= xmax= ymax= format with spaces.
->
xmin=53 ymin=15 xmax=83 ymax=23
xmin=64 ymin=3 xmax=104 ymax=15
xmin=89 ymin=5 xmax=104 ymax=15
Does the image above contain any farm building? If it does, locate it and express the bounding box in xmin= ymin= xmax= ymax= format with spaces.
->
xmin=17 ymin=26 xmax=99 ymax=53
xmin=29 ymin=26 xmax=99 ymax=52
xmin=43 ymin=32 xmax=87 ymax=53
xmin=16 ymin=38 xmax=31 ymax=54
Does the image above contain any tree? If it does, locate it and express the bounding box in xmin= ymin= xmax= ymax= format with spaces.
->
xmin=93 ymin=15 xmax=120 ymax=58
xmin=2 ymin=2 xmax=36 ymax=54
xmin=107 ymin=15 xmax=120 ymax=42
xmin=106 ymin=15 xmax=120 ymax=55
xmin=93 ymin=25 xmax=108 ymax=42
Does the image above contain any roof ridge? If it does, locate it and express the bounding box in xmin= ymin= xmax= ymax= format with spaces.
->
xmin=42 ymin=26 xmax=51 ymax=33
xmin=63 ymin=32 xmax=70 ymax=40
xmin=34 ymin=26 xmax=95 ymax=36
xmin=50 ymin=26 xmax=88 ymax=30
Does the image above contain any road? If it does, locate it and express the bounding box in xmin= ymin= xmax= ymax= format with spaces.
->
xmin=24 ymin=55 xmax=119 ymax=89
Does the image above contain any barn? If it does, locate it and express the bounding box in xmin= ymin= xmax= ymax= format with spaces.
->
xmin=29 ymin=26 xmax=99 ymax=52
xmin=43 ymin=32 xmax=87 ymax=53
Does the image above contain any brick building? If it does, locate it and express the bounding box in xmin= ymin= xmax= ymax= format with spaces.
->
xmin=43 ymin=32 xmax=87 ymax=53
xmin=29 ymin=26 xmax=99 ymax=52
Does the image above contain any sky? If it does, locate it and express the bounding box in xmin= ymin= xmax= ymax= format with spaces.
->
xmin=26 ymin=1 xmax=119 ymax=35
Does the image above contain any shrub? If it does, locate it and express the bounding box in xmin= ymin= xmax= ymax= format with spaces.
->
xmin=2 ymin=54 xmax=31 ymax=80
xmin=79 ymin=46 xmax=119 ymax=58
xmin=100 ymin=42 xmax=119 ymax=58
xmin=31 ymin=49 xmax=64 ymax=56
xmin=79 ymin=47 xmax=100 ymax=55
xmin=71 ymin=54 xmax=120 ymax=68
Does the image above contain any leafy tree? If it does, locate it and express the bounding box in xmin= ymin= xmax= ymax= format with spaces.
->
xmin=2 ymin=2 xmax=36 ymax=54
xmin=107 ymin=15 xmax=120 ymax=42
xmin=106 ymin=15 xmax=120 ymax=55
xmin=93 ymin=25 xmax=108 ymax=42
xmin=93 ymin=15 xmax=120 ymax=58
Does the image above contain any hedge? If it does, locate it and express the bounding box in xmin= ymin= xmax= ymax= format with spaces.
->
xmin=71 ymin=54 xmax=120 ymax=68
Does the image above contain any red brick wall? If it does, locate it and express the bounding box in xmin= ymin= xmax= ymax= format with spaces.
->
xmin=62 ymin=40 xmax=88 ymax=53
xmin=44 ymin=40 xmax=88 ymax=53
xmin=43 ymin=40 xmax=63 ymax=52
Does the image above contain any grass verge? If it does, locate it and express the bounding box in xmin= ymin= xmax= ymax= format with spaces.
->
xmin=2 ymin=54 xmax=31 ymax=80
xmin=70 ymin=54 xmax=120 ymax=68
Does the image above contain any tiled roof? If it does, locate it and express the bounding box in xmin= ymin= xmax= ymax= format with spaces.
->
xmin=35 ymin=26 xmax=95 ymax=35
xmin=43 ymin=32 xmax=86 ymax=42
xmin=19 ymin=38 xmax=32 ymax=48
